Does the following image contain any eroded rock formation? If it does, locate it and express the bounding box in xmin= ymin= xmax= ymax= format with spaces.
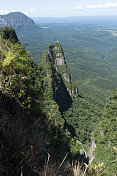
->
xmin=48 ymin=41 xmax=78 ymax=98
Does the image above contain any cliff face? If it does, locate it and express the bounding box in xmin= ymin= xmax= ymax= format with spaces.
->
xmin=48 ymin=42 xmax=78 ymax=99
xmin=41 ymin=50 xmax=72 ymax=112
xmin=40 ymin=42 xmax=79 ymax=112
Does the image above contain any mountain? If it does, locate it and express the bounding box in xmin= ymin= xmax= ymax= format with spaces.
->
xmin=33 ymin=16 xmax=117 ymax=27
xmin=0 ymin=12 xmax=37 ymax=30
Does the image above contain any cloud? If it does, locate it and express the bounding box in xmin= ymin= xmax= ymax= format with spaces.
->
xmin=28 ymin=8 xmax=36 ymax=14
xmin=0 ymin=10 xmax=9 ymax=15
xmin=25 ymin=8 xmax=39 ymax=17
xmin=0 ymin=9 xmax=24 ymax=15
xmin=104 ymin=3 xmax=117 ymax=8
xmin=86 ymin=2 xmax=117 ymax=9
xmin=86 ymin=4 xmax=102 ymax=9
xmin=0 ymin=9 xmax=37 ymax=16
xmin=74 ymin=6 xmax=83 ymax=10
xmin=74 ymin=2 xmax=117 ymax=11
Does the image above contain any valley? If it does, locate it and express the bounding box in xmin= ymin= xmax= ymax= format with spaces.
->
xmin=16 ymin=22 xmax=117 ymax=145
xmin=0 ymin=12 xmax=117 ymax=175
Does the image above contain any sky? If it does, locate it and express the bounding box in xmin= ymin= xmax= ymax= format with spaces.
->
xmin=1 ymin=0 xmax=117 ymax=17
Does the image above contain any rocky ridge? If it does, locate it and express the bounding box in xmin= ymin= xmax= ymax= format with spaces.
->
xmin=48 ymin=41 xmax=78 ymax=98
xmin=40 ymin=42 xmax=79 ymax=112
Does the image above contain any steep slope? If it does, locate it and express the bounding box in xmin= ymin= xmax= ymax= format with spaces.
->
xmin=0 ymin=27 xmax=74 ymax=176
xmin=48 ymin=42 xmax=78 ymax=98
xmin=92 ymin=89 xmax=117 ymax=175
xmin=40 ymin=42 xmax=78 ymax=112
xmin=0 ymin=12 xmax=37 ymax=30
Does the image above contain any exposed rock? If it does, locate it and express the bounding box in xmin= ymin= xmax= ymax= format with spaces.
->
xmin=87 ymin=138 xmax=96 ymax=161
xmin=100 ymin=128 xmax=104 ymax=136
xmin=63 ymin=72 xmax=71 ymax=82
xmin=108 ymin=141 xmax=112 ymax=147
xmin=48 ymin=41 xmax=78 ymax=98
xmin=41 ymin=50 xmax=72 ymax=112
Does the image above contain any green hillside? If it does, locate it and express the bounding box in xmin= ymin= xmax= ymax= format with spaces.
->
xmin=0 ymin=27 xmax=74 ymax=175
xmin=93 ymin=89 xmax=117 ymax=175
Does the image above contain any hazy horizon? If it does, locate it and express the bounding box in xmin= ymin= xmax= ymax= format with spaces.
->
xmin=1 ymin=11 xmax=117 ymax=19
xmin=1 ymin=0 xmax=117 ymax=18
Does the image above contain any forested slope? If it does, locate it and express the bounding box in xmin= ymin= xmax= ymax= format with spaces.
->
xmin=0 ymin=27 xmax=74 ymax=175
xmin=92 ymin=89 xmax=117 ymax=175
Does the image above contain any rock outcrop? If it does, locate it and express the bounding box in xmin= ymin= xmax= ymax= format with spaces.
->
xmin=41 ymin=50 xmax=72 ymax=112
xmin=87 ymin=138 xmax=96 ymax=161
xmin=48 ymin=41 xmax=78 ymax=98
xmin=40 ymin=42 xmax=79 ymax=112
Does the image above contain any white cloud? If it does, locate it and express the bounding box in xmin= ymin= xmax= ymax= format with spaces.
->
xmin=0 ymin=10 xmax=9 ymax=15
xmin=28 ymin=8 xmax=36 ymax=14
xmin=25 ymin=8 xmax=39 ymax=17
xmin=0 ymin=9 xmax=24 ymax=15
xmin=86 ymin=2 xmax=117 ymax=9
xmin=104 ymin=3 xmax=117 ymax=8
xmin=74 ymin=2 xmax=117 ymax=11
xmin=74 ymin=6 xmax=83 ymax=10
xmin=0 ymin=9 xmax=37 ymax=17
xmin=86 ymin=4 xmax=102 ymax=9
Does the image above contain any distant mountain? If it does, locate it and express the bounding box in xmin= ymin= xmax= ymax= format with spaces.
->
xmin=33 ymin=16 xmax=117 ymax=28
xmin=0 ymin=12 xmax=37 ymax=30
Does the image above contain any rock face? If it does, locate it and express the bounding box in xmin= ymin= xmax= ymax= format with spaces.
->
xmin=0 ymin=12 xmax=37 ymax=30
xmin=40 ymin=42 xmax=79 ymax=112
xmin=48 ymin=42 xmax=78 ymax=98
xmin=48 ymin=42 xmax=66 ymax=67
xmin=41 ymin=50 xmax=72 ymax=112
xmin=87 ymin=138 xmax=96 ymax=161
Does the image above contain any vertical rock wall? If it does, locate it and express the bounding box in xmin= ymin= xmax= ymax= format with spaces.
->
xmin=48 ymin=41 xmax=78 ymax=98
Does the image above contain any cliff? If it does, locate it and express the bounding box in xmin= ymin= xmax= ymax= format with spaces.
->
xmin=48 ymin=42 xmax=78 ymax=99
xmin=41 ymin=50 xmax=72 ymax=112
xmin=40 ymin=42 xmax=78 ymax=112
